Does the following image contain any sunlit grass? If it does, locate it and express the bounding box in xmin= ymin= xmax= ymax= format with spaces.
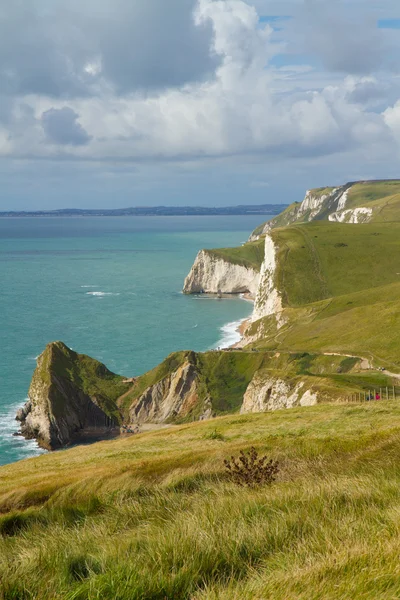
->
xmin=2 ymin=402 xmax=400 ymax=598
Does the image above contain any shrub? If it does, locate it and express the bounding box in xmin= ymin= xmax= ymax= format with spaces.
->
xmin=204 ymin=429 xmax=225 ymax=441
xmin=224 ymin=447 xmax=279 ymax=488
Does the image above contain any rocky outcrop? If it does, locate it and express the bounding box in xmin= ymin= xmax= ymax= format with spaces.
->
xmin=328 ymin=207 xmax=373 ymax=223
xmin=129 ymin=360 xmax=212 ymax=423
xmin=241 ymin=375 xmax=318 ymax=413
xmin=16 ymin=342 xmax=125 ymax=450
xmin=249 ymin=183 xmax=355 ymax=239
xmin=251 ymin=234 xmax=284 ymax=325
xmin=183 ymin=249 xmax=260 ymax=295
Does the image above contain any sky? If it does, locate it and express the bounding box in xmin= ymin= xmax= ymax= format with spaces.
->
xmin=1 ymin=0 xmax=400 ymax=210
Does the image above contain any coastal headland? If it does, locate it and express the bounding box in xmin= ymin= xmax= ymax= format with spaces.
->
xmin=15 ymin=179 xmax=400 ymax=450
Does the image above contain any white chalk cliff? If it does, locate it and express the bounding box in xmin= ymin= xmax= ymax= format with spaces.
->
xmin=250 ymin=183 xmax=357 ymax=239
xmin=251 ymin=234 xmax=283 ymax=324
xmin=183 ymin=249 xmax=260 ymax=295
xmin=328 ymin=207 xmax=373 ymax=223
xmin=241 ymin=376 xmax=317 ymax=413
xmin=129 ymin=360 xmax=212 ymax=424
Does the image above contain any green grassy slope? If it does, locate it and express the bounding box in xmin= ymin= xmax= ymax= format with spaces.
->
xmin=251 ymin=282 xmax=400 ymax=368
xmin=120 ymin=349 xmax=392 ymax=422
xmin=205 ymin=237 xmax=265 ymax=271
xmin=272 ymin=221 xmax=400 ymax=307
xmin=346 ymin=180 xmax=400 ymax=209
xmin=3 ymin=403 xmax=400 ymax=599
xmin=42 ymin=342 xmax=127 ymax=423
xmin=247 ymin=221 xmax=400 ymax=367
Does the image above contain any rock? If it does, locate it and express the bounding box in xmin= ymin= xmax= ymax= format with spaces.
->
xmin=252 ymin=234 xmax=284 ymax=325
xmin=16 ymin=341 xmax=126 ymax=450
xmin=183 ymin=250 xmax=260 ymax=295
xmin=130 ymin=360 xmax=213 ymax=424
xmin=241 ymin=374 xmax=318 ymax=413
xmin=249 ymin=183 xmax=358 ymax=239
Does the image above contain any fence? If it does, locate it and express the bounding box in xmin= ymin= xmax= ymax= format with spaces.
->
xmin=345 ymin=386 xmax=400 ymax=403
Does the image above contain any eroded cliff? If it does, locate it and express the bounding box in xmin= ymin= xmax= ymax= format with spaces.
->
xmin=183 ymin=246 xmax=262 ymax=295
xmin=16 ymin=342 xmax=126 ymax=450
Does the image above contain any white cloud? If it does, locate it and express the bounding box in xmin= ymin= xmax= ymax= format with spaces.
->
xmin=0 ymin=0 xmax=399 ymax=167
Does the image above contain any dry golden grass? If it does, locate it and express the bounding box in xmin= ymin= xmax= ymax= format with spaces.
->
xmin=2 ymin=402 xmax=400 ymax=599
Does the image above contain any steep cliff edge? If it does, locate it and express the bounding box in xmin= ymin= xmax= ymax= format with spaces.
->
xmin=183 ymin=239 xmax=264 ymax=295
xmin=16 ymin=342 xmax=126 ymax=450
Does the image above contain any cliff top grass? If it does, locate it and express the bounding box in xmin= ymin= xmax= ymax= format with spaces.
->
xmin=250 ymin=280 xmax=400 ymax=369
xmin=307 ymin=185 xmax=336 ymax=197
xmin=346 ymin=180 xmax=400 ymax=209
xmin=2 ymin=402 xmax=400 ymax=599
xmin=205 ymin=237 xmax=265 ymax=271
xmin=272 ymin=221 xmax=400 ymax=307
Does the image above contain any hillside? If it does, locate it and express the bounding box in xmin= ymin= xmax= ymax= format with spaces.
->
xmin=246 ymin=221 xmax=400 ymax=369
xmin=250 ymin=179 xmax=400 ymax=238
xmin=3 ymin=402 xmax=400 ymax=599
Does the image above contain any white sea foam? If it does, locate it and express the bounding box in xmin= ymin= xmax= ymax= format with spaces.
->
xmin=213 ymin=319 xmax=244 ymax=349
xmin=86 ymin=291 xmax=120 ymax=297
xmin=81 ymin=285 xmax=98 ymax=288
xmin=0 ymin=400 xmax=46 ymax=463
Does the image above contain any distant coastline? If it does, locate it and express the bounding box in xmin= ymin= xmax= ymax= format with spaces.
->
xmin=0 ymin=204 xmax=287 ymax=218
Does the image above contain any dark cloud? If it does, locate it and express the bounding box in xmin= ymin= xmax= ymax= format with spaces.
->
xmin=346 ymin=80 xmax=386 ymax=104
xmin=297 ymin=2 xmax=384 ymax=75
xmin=0 ymin=0 xmax=217 ymax=98
xmin=41 ymin=107 xmax=91 ymax=145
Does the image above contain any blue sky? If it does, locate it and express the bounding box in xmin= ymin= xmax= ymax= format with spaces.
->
xmin=0 ymin=0 xmax=400 ymax=210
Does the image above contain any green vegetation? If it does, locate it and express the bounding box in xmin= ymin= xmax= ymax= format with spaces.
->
xmin=272 ymin=221 xmax=400 ymax=307
xmin=3 ymin=403 xmax=400 ymax=598
xmin=122 ymin=349 xmax=391 ymax=423
xmin=41 ymin=342 xmax=127 ymax=423
xmin=205 ymin=237 xmax=265 ymax=271
xmin=245 ymin=220 xmax=400 ymax=368
xmin=118 ymin=351 xmax=190 ymax=414
xmin=346 ymin=180 xmax=400 ymax=209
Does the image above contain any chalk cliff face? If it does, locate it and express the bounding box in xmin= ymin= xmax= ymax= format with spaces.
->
xmin=183 ymin=249 xmax=260 ymax=295
xmin=328 ymin=207 xmax=373 ymax=223
xmin=129 ymin=360 xmax=212 ymax=424
xmin=241 ymin=375 xmax=318 ymax=413
xmin=250 ymin=183 xmax=357 ymax=239
xmin=16 ymin=342 xmax=124 ymax=450
xmin=252 ymin=234 xmax=283 ymax=325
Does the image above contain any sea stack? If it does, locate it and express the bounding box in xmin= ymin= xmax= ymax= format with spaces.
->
xmin=16 ymin=341 xmax=125 ymax=450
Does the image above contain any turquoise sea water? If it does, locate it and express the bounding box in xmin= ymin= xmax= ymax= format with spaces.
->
xmin=0 ymin=215 xmax=267 ymax=466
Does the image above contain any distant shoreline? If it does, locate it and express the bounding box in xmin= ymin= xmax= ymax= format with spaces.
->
xmin=0 ymin=204 xmax=287 ymax=218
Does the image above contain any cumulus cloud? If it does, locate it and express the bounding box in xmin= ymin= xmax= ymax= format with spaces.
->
xmin=41 ymin=107 xmax=91 ymax=146
xmin=0 ymin=0 xmax=399 ymax=165
xmin=0 ymin=0 xmax=217 ymax=98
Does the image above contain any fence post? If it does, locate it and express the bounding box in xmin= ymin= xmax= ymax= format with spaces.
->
xmin=393 ymin=386 xmax=395 ymax=400
xmin=386 ymin=386 xmax=389 ymax=401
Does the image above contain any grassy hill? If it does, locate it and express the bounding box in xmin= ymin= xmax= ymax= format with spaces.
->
xmin=272 ymin=221 xmax=400 ymax=306
xmin=248 ymin=221 xmax=400 ymax=368
xmin=2 ymin=403 xmax=400 ymax=599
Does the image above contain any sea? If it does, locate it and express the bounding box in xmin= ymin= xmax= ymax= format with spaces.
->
xmin=0 ymin=215 xmax=269 ymax=467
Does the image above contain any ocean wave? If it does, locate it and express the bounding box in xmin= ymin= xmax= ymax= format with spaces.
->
xmin=86 ymin=291 xmax=120 ymax=297
xmin=213 ymin=319 xmax=244 ymax=349
xmin=81 ymin=285 xmax=98 ymax=288
xmin=0 ymin=400 xmax=46 ymax=464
